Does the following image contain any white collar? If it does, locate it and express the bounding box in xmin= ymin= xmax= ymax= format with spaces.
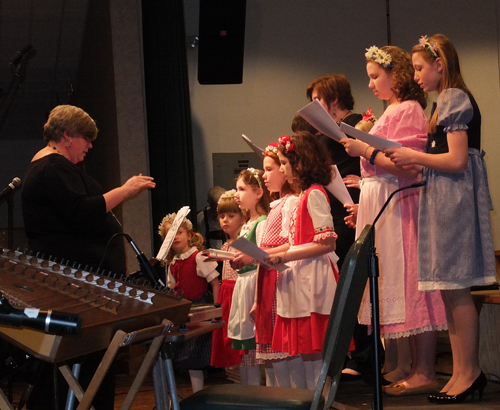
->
xmin=171 ymin=246 xmax=197 ymax=264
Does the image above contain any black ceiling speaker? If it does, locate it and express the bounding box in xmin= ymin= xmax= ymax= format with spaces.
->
xmin=198 ymin=0 xmax=246 ymax=85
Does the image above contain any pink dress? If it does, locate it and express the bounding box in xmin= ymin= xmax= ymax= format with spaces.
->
xmin=356 ymin=100 xmax=447 ymax=338
xmin=255 ymin=194 xmax=297 ymax=360
xmin=272 ymin=186 xmax=339 ymax=355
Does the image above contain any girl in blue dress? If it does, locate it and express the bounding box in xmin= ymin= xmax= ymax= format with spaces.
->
xmin=386 ymin=34 xmax=496 ymax=404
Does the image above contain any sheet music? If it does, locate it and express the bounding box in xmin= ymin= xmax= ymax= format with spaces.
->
xmin=241 ymin=134 xmax=264 ymax=156
xmin=156 ymin=206 xmax=191 ymax=261
xmin=297 ymin=99 xmax=346 ymax=142
xmin=325 ymin=165 xmax=353 ymax=205
xmin=231 ymin=237 xmax=289 ymax=272
xmin=339 ymin=123 xmax=402 ymax=149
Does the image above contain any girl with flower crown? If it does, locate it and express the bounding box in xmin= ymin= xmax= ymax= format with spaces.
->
xmin=211 ymin=190 xmax=246 ymax=370
xmin=247 ymin=142 xmax=307 ymax=388
xmin=340 ymin=45 xmax=447 ymax=395
xmin=385 ymin=34 xmax=496 ymax=404
xmin=158 ymin=213 xmax=220 ymax=393
xmin=228 ymin=168 xmax=270 ymax=385
xmin=265 ymin=132 xmax=339 ymax=390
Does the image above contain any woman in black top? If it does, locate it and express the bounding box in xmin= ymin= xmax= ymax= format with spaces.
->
xmin=21 ymin=104 xmax=155 ymax=410
xmin=22 ymin=104 xmax=155 ymax=275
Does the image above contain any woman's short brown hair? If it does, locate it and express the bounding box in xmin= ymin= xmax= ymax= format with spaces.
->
xmin=43 ymin=105 xmax=98 ymax=143
xmin=306 ymin=74 xmax=355 ymax=111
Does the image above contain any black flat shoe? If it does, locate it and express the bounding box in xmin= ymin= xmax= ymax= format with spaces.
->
xmin=434 ymin=372 xmax=487 ymax=404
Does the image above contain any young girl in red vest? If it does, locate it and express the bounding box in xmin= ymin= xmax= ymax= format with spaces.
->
xmin=228 ymin=168 xmax=270 ymax=385
xmin=266 ymin=132 xmax=339 ymax=390
xmin=211 ymin=190 xmax=246 ymax=370
xmin=158 ymin=214 xmax=220 ymax=393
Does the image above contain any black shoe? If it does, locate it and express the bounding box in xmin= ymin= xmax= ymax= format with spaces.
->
xmin=432 ymin=372 xmax=487 ymax=404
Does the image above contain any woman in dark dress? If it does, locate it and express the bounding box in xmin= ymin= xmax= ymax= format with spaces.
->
xmin=21 ymin=104 xmax=155 ymax=410
xmin=22 ymin=104 xmax=155 ymax=275
xmin=305 ymin=74 xmax=372 ymax=380
xmin=306 ymin=73 xmax=362 ymax=270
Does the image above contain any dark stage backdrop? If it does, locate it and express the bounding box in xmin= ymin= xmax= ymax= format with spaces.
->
xmin=141 ymin=0 xmax=197 ymax=252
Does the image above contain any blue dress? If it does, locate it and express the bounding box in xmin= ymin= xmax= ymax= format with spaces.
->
xmin=418 ymin=89 xmax=497 ymax=290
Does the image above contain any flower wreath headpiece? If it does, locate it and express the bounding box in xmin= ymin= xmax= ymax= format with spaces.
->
xmin=218 ymin=189 xmax=237 ymax=204
xmin=247 ymin=167 xmax=263 ymax=188
xmin=362 ymin=107 xmax=378 ymax=123
xmin=158 ymin=212 xmax=192 ymax=235
xmin=264 ymin=142 xmax=279 ymax=155
xmin=418 ymin=35 xmax=439 ymax=59
xmin=279 ymin=135 xmax=295 ymax=152
xmin=365 ymin=46 xmax=393 ymax=69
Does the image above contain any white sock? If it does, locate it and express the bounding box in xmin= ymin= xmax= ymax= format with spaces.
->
xmin=312 ymin=359 xmax=323 ymax=387
xmin=240 ymin=366 xmax=248 ymax=385
xmin=287 ymin=356 xmax=307 ymax=388
xmin=188 ymin=369 xmax=204 ymax=393
xmin=272 ymin=359 xmax=291 ymax=388
xmin=303 ymin=360 xmax=315 ymax=390
xmin=246 ymin=365 xmax=262 ymax=385
xmin=264 ymin=364 xmax=276 ymax=386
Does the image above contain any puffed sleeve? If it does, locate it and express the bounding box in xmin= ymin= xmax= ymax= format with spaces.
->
xmin=195 ymin=252 xmax=219 ymax=282
xmin=437 ymin=88 xmax=473 ymax=133
xmin=279 ymin=195 xmax=299 ymax=238
xmin=255 ymin=219 xmax=266 ymax=247
xmin=307 ymin=189 xmax=336 ymax=243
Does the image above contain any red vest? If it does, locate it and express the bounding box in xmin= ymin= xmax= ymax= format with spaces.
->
xmin=170 ymin=251 xmax=208 ymax=300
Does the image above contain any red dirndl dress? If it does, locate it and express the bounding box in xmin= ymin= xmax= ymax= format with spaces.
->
xmin=272 ymin=186 xmax=342 ymax=356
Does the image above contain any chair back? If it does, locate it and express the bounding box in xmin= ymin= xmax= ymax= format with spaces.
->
xmin=311 ymin=224 xmax=373 ymax=409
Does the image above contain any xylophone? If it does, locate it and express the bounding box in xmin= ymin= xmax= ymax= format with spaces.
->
xmin=0 ymin=248 xmax=192 ymax=363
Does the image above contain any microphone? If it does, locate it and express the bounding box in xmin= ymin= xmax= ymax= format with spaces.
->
xmin=0 ymin=177 xmax=21 ymax=205
xmin=124 ymin=234 xmax=165 ymax=287
xmin=373 ymin=179 xmax=426 ymax=226
xmin=0 ymin=293 xmax=81 ymax=335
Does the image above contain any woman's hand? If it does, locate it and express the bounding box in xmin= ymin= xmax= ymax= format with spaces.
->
xmin=104 ymin=173 xmax=156 ymax=212
xmin=230 ymin=251 xmax=254 ymax=270
xmin=121 ymin=174 xmax=156 ymax=198
xmin=343 ymin=174 xmax=361 ymax=190
xmin=340 ymin=138 xmax=369 ymax=158
xmin=344 ymin=204 xmax=358 ymax=229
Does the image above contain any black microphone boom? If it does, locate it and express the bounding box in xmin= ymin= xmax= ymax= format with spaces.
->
xmin=124 ymin=234 xmax=165 ymax=287
xmin=373 ymin=180 xmax=426 ymax=226
xmin=0 ymin=293 xmax=81 ymax=335
xmin=0 ymin=177 xmax=21 ymax=205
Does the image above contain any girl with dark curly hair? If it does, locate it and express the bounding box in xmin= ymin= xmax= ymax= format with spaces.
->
xmin=340 ymin=45 xmax=447 ymax=395
xmin=265 ymin=132 xmax=340 ymax=389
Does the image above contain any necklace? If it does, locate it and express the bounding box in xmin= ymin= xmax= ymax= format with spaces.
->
xmin=48 ymin=144 xmax=67 ymax=158
xmin=336 ymin=111 xmax=352 ymax=125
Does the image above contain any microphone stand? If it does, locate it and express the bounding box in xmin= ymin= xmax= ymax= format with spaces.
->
xmin=367 ymin=181 xmax=426 ymax=410
xmin=7 ymin=196 xmax=13 ymax=249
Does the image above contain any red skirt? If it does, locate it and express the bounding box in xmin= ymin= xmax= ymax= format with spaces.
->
xmin=255 ymin=265 xmax=277 ymax=344
xmin=271 ymin=313 xmax=329 ymax=356
xmin=211 ymin=280 xmax=243 ymax=368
